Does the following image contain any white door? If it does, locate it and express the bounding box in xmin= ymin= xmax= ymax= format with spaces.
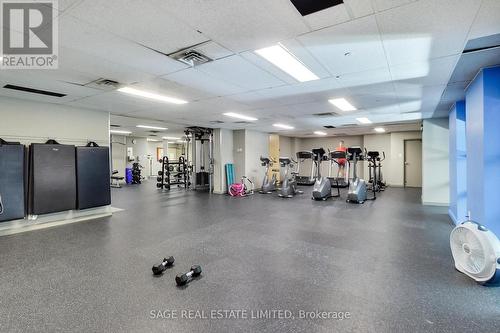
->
xmin=404 ymin=140 xmax=422 ymax=187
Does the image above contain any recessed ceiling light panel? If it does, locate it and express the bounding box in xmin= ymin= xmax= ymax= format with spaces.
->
xmin=117 ymin=87 xmax=188 ymax=104
xmin=374 ymin=127 xmax=386 ymax=133
xmin=223 ymin=112 xmax=258 ymax=121
xmin=356 ymin=117 xmax=372 ymax=124
xmin=110 ymin=130 xmax=132 ymax=134
xmin=137 ymin=125 xmax=167 ymax=130
xmin=273 ymin=123 xmax=295 ymax=130
xmin=329 ymin=98 xmax=357 ymax=111
xmin=255 ymin=44 xmax=319 ymax=82
xmin=314 ymin=131 xmax=327 ymax=136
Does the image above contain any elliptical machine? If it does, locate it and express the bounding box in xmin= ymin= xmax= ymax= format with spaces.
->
xmin=311 ymin=148 xmax=333 ymax=200
xmin=346 ymin=147 xmax=368 ymax=204
xmin=259 ymin=156 xmax=277 ymax=194
xmin=278 ymin=157 xmax=302 ymax=198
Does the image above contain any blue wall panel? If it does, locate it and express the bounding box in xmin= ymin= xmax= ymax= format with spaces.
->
xmin=449 ymin=101 xmax=467 ymax=224
xmin=465 ymin=67 xmax=500 ymax=236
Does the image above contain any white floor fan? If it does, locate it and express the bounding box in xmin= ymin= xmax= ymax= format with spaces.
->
xmin=450 ymin=216 xmax=500 ymax=285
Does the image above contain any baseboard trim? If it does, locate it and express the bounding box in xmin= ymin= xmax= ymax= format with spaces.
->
xmin=448 ymin=209 xmax=459 ymax=225
xmin=422 ymin=201 xmax=449 ymax=207
xmin=0 ymin=206 xmax=121 ymax=237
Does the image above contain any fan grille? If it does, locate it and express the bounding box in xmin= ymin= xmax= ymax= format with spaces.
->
xmin=451 ymin=227 xmax=486 ymax=274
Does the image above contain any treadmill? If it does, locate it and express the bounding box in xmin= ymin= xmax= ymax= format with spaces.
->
xmin=295 ymin=151 xmax=316 ymax=186
xmin=328 ymin=150 xmax=350 ymax=188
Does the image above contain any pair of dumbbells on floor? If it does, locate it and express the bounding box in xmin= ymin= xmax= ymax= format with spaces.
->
xmin=152 ymin=256 xmax=202 ymax=286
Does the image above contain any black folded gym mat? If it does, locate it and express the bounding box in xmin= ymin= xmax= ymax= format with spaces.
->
xmin=29 ymin=140 xmax=77 ymax=215
xmin=76 ymin=142 xmax=111 ymax=209
xmin=0 ymin=139 xmax=26 ymax=222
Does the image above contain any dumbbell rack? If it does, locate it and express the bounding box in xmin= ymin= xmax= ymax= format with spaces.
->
xmin=157 ymin=156 xmax=188 ymax=190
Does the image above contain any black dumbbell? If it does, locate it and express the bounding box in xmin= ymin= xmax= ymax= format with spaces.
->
xmin=158 ymin=171 xmax=163 ymax=176
xmin=152 ymin=256 xmax=175 ymax=275
xmin=176 ymin=265 xmax=202 ymax=286
xmin=157 ymin=176 xmax=163 ymax=182
xmin=156 ymin=183 xmax=163 ymax=188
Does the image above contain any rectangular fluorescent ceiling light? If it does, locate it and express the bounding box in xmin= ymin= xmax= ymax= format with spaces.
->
xmin=117 ymin=87 xmax=188 ymax=104
xmin=374 ymin=127 xmax=386 ymax=133
xmin=255 ymin=44 xmax=319 ymax=82
xmin=137 ymin=125 xmax=167 ymax=130
xmin=162 ymin=136 xmax=180 ymax=140
xmin=314 ymin=131 xmax=327 ymax=136
xmin=356 ymin=117 xmax=372 ymax=124
xmin=147 ymin=138 xmax=160 ymax=142
xmin=329 ymin=98 xmax=357 ymax=111
xmin=110 ymin=130 xmax=132 ymax=134
xmin=223 ymin=112 xmax=258 ymax=121
xmin=273 ymin=123 xmax=294 ymax=130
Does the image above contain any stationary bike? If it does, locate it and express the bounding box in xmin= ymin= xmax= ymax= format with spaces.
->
xmin=311 ymin=148 xmax=333 ymax=200
xmin=346 ymin=147 xmax=368 ymax=204
xmin=259 ymin=156 xmax=277 ymax=194
xmin=278 ymin=157 xmax=303 ymax=198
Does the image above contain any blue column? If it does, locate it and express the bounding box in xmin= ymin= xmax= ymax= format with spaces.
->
xmin=465 ymin=66 xmax=500 ymax=236
xmin=449 ymin=101 xmax=467 ymax=224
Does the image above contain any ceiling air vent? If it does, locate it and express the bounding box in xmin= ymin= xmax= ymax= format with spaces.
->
xmin=324 ymin=125 xmax=336 ymax=129
xmin=3 ymin=84 xmax=66 ymax=97
xmin=84 ymin=78 xmax=120 ymax=91
xmin=210 ymin=120 xmax=224 ymax=124
xmin=234 ymin=121 xmax=251 ymax=124
xmin=340 ymin=124 xmax=356 ymax=127
xmin=110 ymin=124 xmax=121 ymax=128
xmin=313 ymin=112 xmax=339 ymax=117
xmin=148 ymin=130 xmax=160 ymax=134
xmin=170 ymin=49 xmax=213 ymax=67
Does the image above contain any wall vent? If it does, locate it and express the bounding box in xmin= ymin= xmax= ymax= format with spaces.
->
xmin=3 ymin=84 xmax=66 ymax=97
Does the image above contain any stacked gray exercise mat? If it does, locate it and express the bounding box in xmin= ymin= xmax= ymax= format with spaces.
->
xmin=0 ymin=139 xmax=26 ymax=222
xmin=76 ymin=142 xmax=111 ymax=209
xmin=29 ymin=140 xmax=77 ymax=215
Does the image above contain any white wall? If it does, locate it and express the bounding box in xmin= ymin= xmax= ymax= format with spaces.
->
xmin=244 ymin=130 xmax=269 ymax=186
xmin=232 ymin=130 xmax=246 ymax=182
xmin=0 ymin=96 xmax=109 ymax=146
xmin=279 ymin=136 xmax=294 ymax=159
xmin=111 ymin=135 xmax=127 ymax=178
xmin=213 ymin=129 xmax=234 ymax=194
xmin=362 ymin=134 xmax=391 ymax=183
xmin=422 ymin=119 xmax=450 ymax=206
xmin=388 ymin=131 xmax=422 ymax=186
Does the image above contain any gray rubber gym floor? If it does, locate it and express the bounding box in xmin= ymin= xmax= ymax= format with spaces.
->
xmin=0 ymin=184 xmax=498 ymax=332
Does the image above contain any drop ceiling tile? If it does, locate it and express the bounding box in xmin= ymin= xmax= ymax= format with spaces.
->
xmin=0 ymin=71 xmax=102 ymax=104
xmin=371 ymin=0 xmax=417 ymax=12
xmin=67 ymin=0 xmax=208 ymax=54
xmin=163 ymin=68 xmax=248 ymax=96
xmin=164 ymin=0 xmax=309 ymax=52
xmin=468 ymin=0 xmax=500 ymax=40
xmin=57 ymin=16 xmax=188 ymax=76
xmin=197 ymin=55 xmax=286 ymax=90
xmin=336 ymin=67 xmax=393 ymax=92
xmin=377 ymin=0 xmax=483 ymax=65
xmin=344 ymin=0 xmax=374 ymax=18
xmin=298 ymin=15 xmax=387 ymax=75
xmin=139 ymin=78 xmax=215 ymax=102
xmin=390 ymin=55 xmax=460 ymax=86
xmin=301 ymin=3 xmax=351 ymax=30
xmin=59 ymin=47 xmax=156 ymax=85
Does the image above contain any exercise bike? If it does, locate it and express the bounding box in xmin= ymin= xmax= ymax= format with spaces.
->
xmin=229 ymin=176 xmax=254 ymax=197
xmin=346 ymin=147 xmax=368 ymax=204
xmin=278 ymin=157 xmax=303 ymax=198
xmin=311 ymin=148 xmax=333 ymax=200
xmin=259 ymin=156 xmax=277 ymax=194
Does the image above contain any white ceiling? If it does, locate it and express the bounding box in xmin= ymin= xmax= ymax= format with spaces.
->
xmin=1 ymin=0 xmax=498 ymax=137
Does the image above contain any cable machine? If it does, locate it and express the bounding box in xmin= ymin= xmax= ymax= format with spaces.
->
xmin=184 ymin=127 xmax=214 ymax=192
